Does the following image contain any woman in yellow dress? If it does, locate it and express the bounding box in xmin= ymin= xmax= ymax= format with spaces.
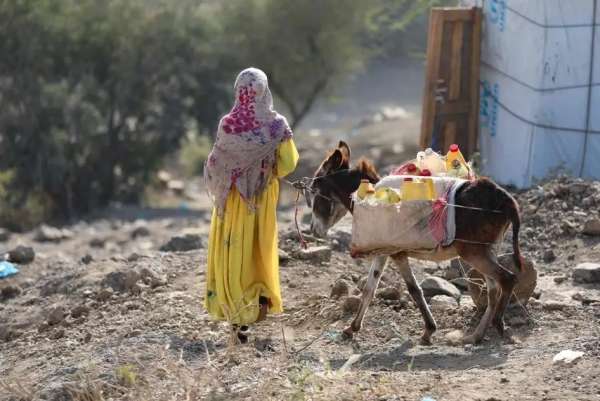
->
xmin=204 ymin=68 xmax=298 ymax=342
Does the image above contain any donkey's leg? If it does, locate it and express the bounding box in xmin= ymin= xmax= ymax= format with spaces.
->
xmin=343 ymin=256 xmax=388 ymax=339
xmin=490 ymin=265 xmax=518 ymax=338
xmin=459 ymin=247 xmax=516 ymax=344
xmin=390 ymin=253 xmax=437 ymax=345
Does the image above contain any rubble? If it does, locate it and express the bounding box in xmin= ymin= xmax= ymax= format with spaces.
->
xmin=0 ymin=285 xmax=22 ymax=301
xmin=35 ymin=225 xmax=73 ymax=242
xmin=102 ymin=271 xmax=141 ymax=292
xmin=47 ymin=306 xmax=66 ymax=325
xmin=376 ymin=287 xmax=402 ymax=301
xmin=293 ymin=245 xmax=332 ymax=264
xmin=331 ymin=279 xmax=351 ymax=298
xmin=420 ymin=276 xmax=461 ymax=301
xmin=582 ymin=219 xmax=600 ymax=236
xmin=514 ymin=176 xmax=600 ymax=260
xmin=160 ymin=234 xmax=203 ymax=252
xmin=7 ymin=246 xmax=35 ymax=264
xmin=573 ymin=263 xmax=600 ymax=284
xmin=343 ymin=296 xmax=361 ymax=314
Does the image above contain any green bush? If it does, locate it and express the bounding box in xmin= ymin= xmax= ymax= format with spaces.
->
xmin=179 ymin=134 xmax=213 ymax=178
xmin=0 ymin=170 xmax=52 ymax=231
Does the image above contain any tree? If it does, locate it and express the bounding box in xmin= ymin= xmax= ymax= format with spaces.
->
xmin=218 ymin=0 xmax=372 ymax=129
xmin=0 ymin=0 xmax=230 ymax=225
xmin=0 ymin=0 xmax=442 ymax=228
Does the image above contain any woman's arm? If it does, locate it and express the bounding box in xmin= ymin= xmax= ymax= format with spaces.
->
xmin=275 ymin=138 xmax=299 ymax=178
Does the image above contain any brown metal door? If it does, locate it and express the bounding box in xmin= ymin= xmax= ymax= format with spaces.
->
xmin=420 ymin=7 xmax=482 ymax=159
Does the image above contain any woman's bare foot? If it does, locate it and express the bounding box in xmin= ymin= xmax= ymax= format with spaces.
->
xmin=256 ymin=304 xmax=268 ymax=322
xmin=256 ymin=296 xmax=269 ymax=323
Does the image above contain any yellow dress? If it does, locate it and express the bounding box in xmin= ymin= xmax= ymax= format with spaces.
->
xmin=205 ymin=138 xmax=299 ymax=325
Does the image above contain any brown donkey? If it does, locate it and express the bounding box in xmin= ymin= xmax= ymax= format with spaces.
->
xmin=308 ymin=141 xmax=523 ymax=345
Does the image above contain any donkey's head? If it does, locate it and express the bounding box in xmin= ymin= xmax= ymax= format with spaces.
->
xmin=309 ymin=141 xmax=380 ymax=237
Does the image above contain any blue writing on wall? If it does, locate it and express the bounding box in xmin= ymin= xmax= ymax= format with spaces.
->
xmin=480 ymin=81 xmax=499 ymax=137
xmin=487 ymin=0 xmax=507 ymax=32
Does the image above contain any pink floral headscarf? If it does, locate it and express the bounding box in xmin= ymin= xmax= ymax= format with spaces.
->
xmin=204 ymin=68 xmax=293 ymax=215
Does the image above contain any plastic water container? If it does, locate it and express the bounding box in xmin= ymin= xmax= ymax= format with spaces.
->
xmin=421 ymin=148 xmax=447 ymax=175
xmin=402 ymin=178 xmax=435 ymax=201
xmin=448 ymin=159 xmax=470 ymax=178
xmin=446 ymin=144 xmax=467 ymax=171
xmin=357 ymin=179 xmax=373 ymax=200
xmin=374 ymin=187 xmax=401 ymax=204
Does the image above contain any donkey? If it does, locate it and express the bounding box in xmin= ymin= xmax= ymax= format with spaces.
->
xmin=308 ymin=141 xmax=523 ymax=345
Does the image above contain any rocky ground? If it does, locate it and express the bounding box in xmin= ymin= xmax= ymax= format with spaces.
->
xmin=1 ymin=119 xmax=600 ymax=400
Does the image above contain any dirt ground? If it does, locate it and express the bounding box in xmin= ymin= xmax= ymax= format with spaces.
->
xmin=1 ymin=117 xmax=600 ymax=401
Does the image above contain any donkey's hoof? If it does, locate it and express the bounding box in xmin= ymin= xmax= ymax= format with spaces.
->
xmin=461 ymin=334 xmax=484 ymax=345
xmin=419 ymin=335 xmax=433 ymax=346
xmin=341 ymin=327 xmax=354 ymax=340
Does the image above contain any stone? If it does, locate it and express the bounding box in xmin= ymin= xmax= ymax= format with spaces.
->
xmin=330 ymin=279 xmax=350 ymax=299
xmin=582 ymin=196 xmax=595 ymax=208
xmin=138 ymin=267 xmax=167 ymax=289
xmin=279 ymin=249 xmax=291 ymax=265
xmin=127 ymin=253 xmax=143 ymax=262
xmin=7 ymin=246 xmax=35 ymax=264
xmin=543 ymin=249 xmax=557 ymax=263
xmin=376 ymin=287 xmax=402 ymax=301
xmin=160 ymin=235 xmax=203 ymax=252
xmin=542 ymin=301 xmax=570 ymax=312
xmin=0 ymin=285 xmax=22 ymax=301
xmin=35 ymin=225 xmax=73 ymax=242
xmin=96 ymin=288 xmax=113 ymax=302
xmin=102 ymin=271 xmax=141 ymax=292
xmin=553 ymin=275 xmax=568 ymax=284
xmin=130 ymin=283 xmax=142 ymax=295
xmin=450 ymin=277 xmax=470 ymax=292
xmin=553 ymin=350 xmax=584 ymax=365
xmin=131 ymin=225 xmax=151 ymax=239
xmin=71 ymin=305 xmax=90 ymax=319
xmin=569 ymin=182 xmax=588 ymax=195
xmin=582 ymin=219 xmax=600 ymax=236
xmin=294 ymin=246 xmax=332 ymax=263
xmin=49 ymin=328 xmax=66 ymax=340
xmin=342 ymin=296 xmax=361 ymax=314
xmin=573 ymin=263 xmax=600 ymax=284
xmin=81 ymin=254 xmax=93 ymax=265
xmin=420 ymin=277 xmax=461 ymax=301
xmin=430 ymin=295 xmax=458 ymax=309
xmin=0 ymin=325 xmax=10 ymax=342
xmin=0 ymin=228 xmax=10 ymax=242
xmin=445 ymin=329 xmax=464 ymax=345
xmin=330 ymin=229 xmax=352 ymax=251
xmin=467 ymin=254 xmax=538 ymax=311
xmin=572 ymin=292 xmax=600 ymax=305
xmin=48 ymin=306 xmax=66 ymax=325
xmin=89 ymin=238 xmax=106 ymax=248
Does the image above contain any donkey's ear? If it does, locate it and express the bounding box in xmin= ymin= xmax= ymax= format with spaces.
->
xmin=323 ymin=149 xmax=344 ymax=171
xmin=338 ymin=141 xmax=351 ymax=161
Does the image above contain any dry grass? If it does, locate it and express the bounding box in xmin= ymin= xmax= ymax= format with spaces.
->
xmin=0 ymin=380 xmax=37 ymax=401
